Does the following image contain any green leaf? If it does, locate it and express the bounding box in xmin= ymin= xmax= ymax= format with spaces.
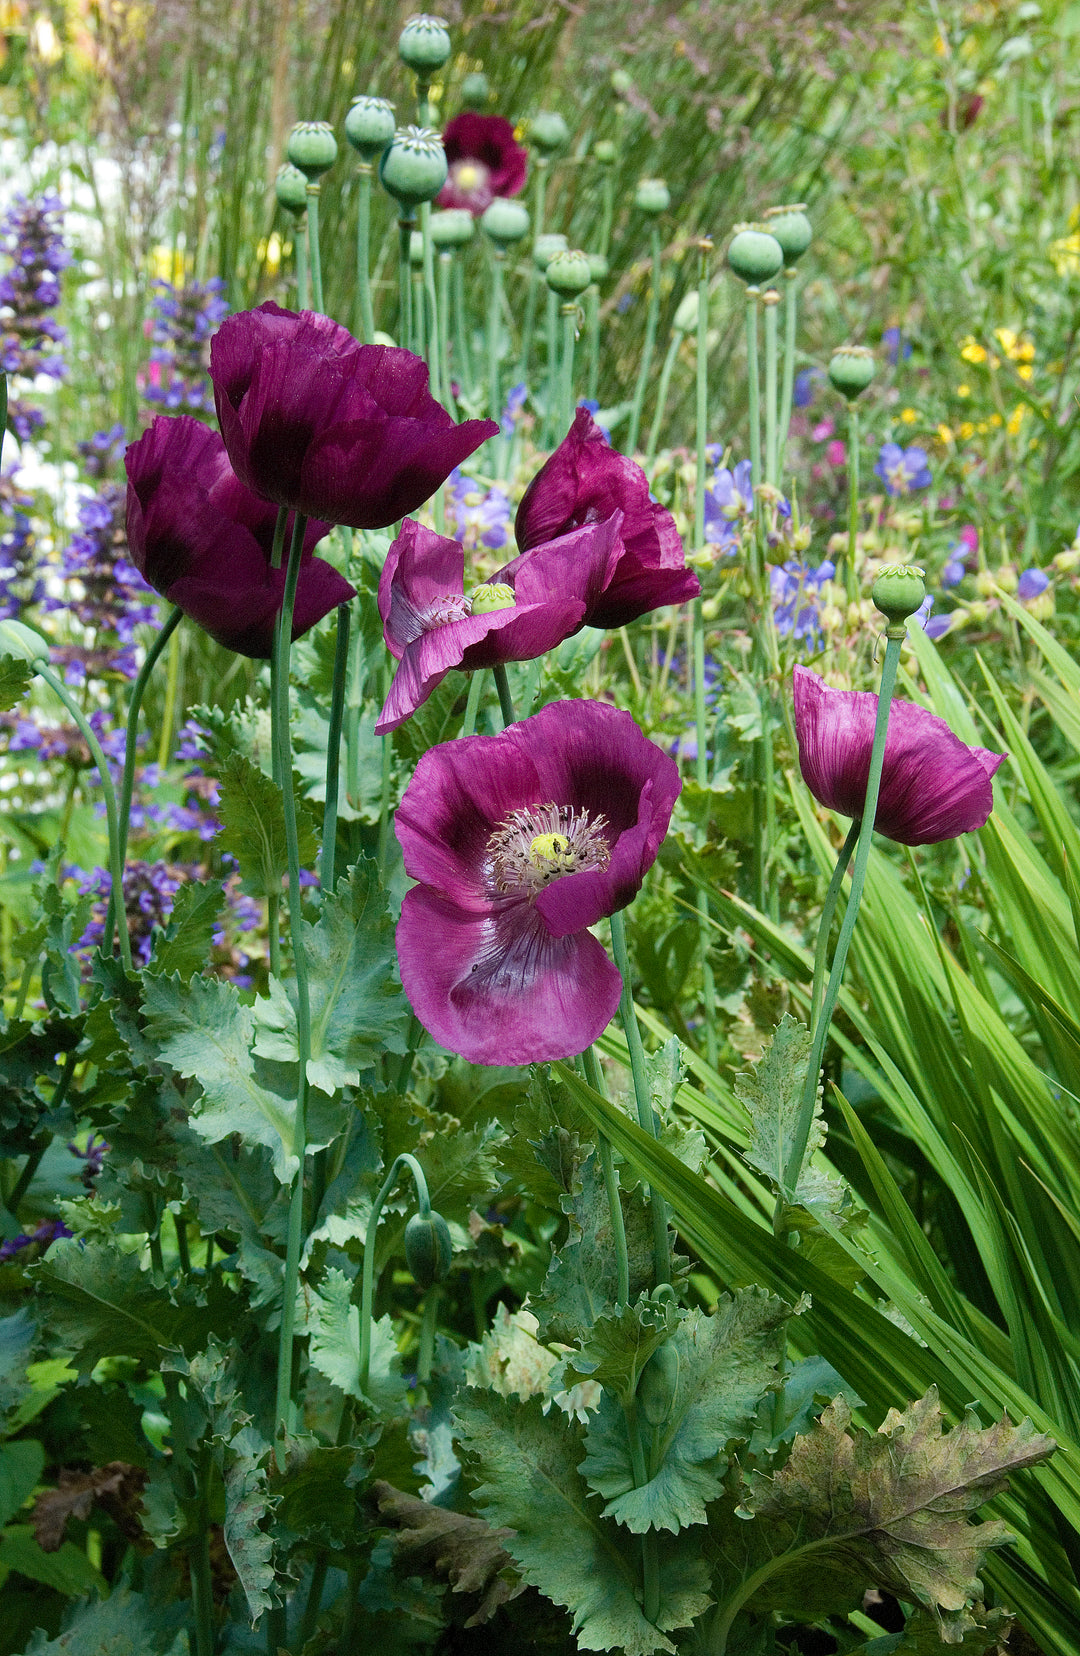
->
xmin=18 ymin=1584 xmax=187 ymax=1654
xmin=736 ymin=1014 xmax=840 ymax=1209
xmin=455 ymin=1391 xmax=710 ymax=1655
xmin=0 ymin=653 xmax=33 ymax=711
xmin=0 ymin=1524 xmax=107 ymax=1597
xmin=742 ymin=1389 xmax=1055 ymax=1638
xmin=217 ymin=750 xmax=317 ymax=899
xmin=580 ymin=1291 xmax=789 ymax=1534
xmin=565 ymin=1294 xmax=683 ymax=1408
xmin=305 ymin=1266 xmax=407 ymax=1416
xmin=0 ymin=1440 xmax=44 ymax=1526
xmin=0 ymin=1311 xmax=36 ymax=1424
xmin=532 ymin=1151 xmax=656 ymax=1345
xmin=274 ymin=1441 xmax=367 ymax=1547
xmin=145 ymin=880 xmax=223 ymax=982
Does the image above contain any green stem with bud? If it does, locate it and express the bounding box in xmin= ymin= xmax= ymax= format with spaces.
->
xmin=745 ymin=289 xmax=762 ymax=582
xmin=627 ymin=226 xmax=662 ymax=455
xmin=320 ymin=601 xmax=351 ymax=893
xmin=609 ymin=907 xmax=669 ymax=1286
xmin=305 ymin=186 xmax=325 ymax=313
xmin=583 ymin=1045 xmax=630 ymax=1306
xmin=358 ymin=1152 xmax=432 ymax=1398
xmin=355 ymin=165 xmax=374 ymax=341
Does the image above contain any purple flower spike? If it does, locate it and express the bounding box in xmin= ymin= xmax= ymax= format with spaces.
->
xmin=439 ymin=114 xmax=528 ymax=216
xmin=504 ymin=408 xmax=699 ymax=628
xmin=126 ymin=416 xmax=355 ymax=658
xmin=375 ymin=514 xmax=623 ymax=733
xmin=394 ymin=700 xmax=681 ymax=1064
xmin=210 ymin=303 xmax=497 ymax=529
xmin=793 ymin=665 xmax=1004 ymax=845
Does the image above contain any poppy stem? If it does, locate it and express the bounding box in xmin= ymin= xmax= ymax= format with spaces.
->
xmin=377 ymin=660 xmax=394 ymax=872
xmin=779 ymin=271 xmax=798 ymax=469
xmin=492 ymin=663 xmax=515 ymax=728
xmin=692 ymin=238 xmax=719 ymax=1068
xmin=295 ymin=213 xmax=309 ymax=311
xmin=809 ymin=817 xmax=861 ymax=1029
xmin=544 ymin=286 xmax=559 ymax=446
xmin=358 ymin=1152 xmax=431 ymax=1398
xmin=609 ymin=907 xmax=670 ymax=1286
xmin=520 ymin=158 xmax=548 ymax=390
xmin=782 ymin=631 xmax=903 ymax=1201
xmin=438 ymin=252 xmax=455 ymax=416
xmin=488 ymin=247 xmax=505 ymax=444
xmin=844 ymin=402 xmax=860 ymax=602
xmin=320 ymin=601 xmax=351 ymax=893
xmin=420 ymin=201 xmax=441 ymax=401
xmin=644 ymin=327 xmax=683 ymax=467
xmin=585 ymin=280 xmax=601 ymax=404
xmin=398 ymin=215 xmax=414 ymax=354
xmin=452 ymin=252 xmax=473 ymax=398
xmin=583 ymin=1046 xmax=630 ymax=1305
xmin=305 ymin=185 xmax=324 ymax=313
xmin=461 ymin=669 xmax=484 ymax=738
xmin=559 ymin=302 xmax=576 ymax=434
xmin=764 ymin=289 xmax=779 ymax=485
xmin=626 ymin=225 xmax=662 ymax=456
xmin=745 ymin=288 xmax=762 ymax=586
xmin=624 ymin=1398 xmax=661 ymax=1622
xmin=354 ymin=163 xmax=374 ymax=342
xmin=273 ymin=512 xmax=314 ymax=1467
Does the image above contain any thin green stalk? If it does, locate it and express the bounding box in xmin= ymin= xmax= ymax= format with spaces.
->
xmin=377 ymin=661 xmax=393 ymax=873
xmin=417 ymin=1284 xmax=440 ymax=1386
xmin=461 ymin=669 xmax=484 ymax=737
xmin=751 ymin=738 xmax=766 ymax=913
xmin=411 ymin=266 xmax=425 ymax=357
xmin=627 ymin=226 xmax=662 ymax=455
xmin=420 ymin=201 xmax=440 ymax=397
xmin=6 ymin=1135 xmax=48 ymax=1214
xmin=599 ymin=159 xmax=615 ymax=262
xmin=692 ymin=241 xmax=719 ymax=1068
xmin=267 ymin=895 xmax=281 ymax=979
xmin=305 ymin=185 xmax=324 ymax=313
xmin=174 ymin=1210 xmax=191 ymax=1273
xmin=625 ymin=1400 xmax=661 ymax=1622
xmin=782 ymin=632 xmax=903 ymax=1200
xmin=189 ymin=1444 xmax=215 ymax=1656
xmin=438 ymin=253 xmax=454 ymax=416
xmin=157 ymin=622 xmax=183 ymax=768
xmin=559 ymin=303 xmax=576 ymax=434
xmin=779 ymin=272 xmax=798 ymax=468
xmin=33 ymin=658 xmax=131 ymax=973
xmin=808 ymin=818 xmax=860 ymax=1028
xmin=297 ymin=1554 xmax=329 ymax=1650
xmin=398 ymin=216 xmax=414 ymax=352
xmin=452 ymin=254 xmax=473 ymax=395
xmin=745 ymin=289 xmax=762 ymax=580
xmin=645 ymin=328 xmax=683 ymax=465
xmin=583 ymin=1045 xmax=630 ymax=1305
xmin=265 ymin=1605 xmax=287 ymax=1655
xmin=295 ymin=214 xmax=309 ymax=310
xmin=488 ymin=249 xmax=505 ymax=433
xmin=764 ymin=291 xmax=779 ymax=485
xmin=354 ymin=164 xmax=374 ymax=341
xmin=586 ymin=283 xmax=601 ymax=402
xmin=272 ymin=513 xmax=314 ymax=1466
xmin=609 ymin=908 xmax=669 ymax=1286
xmin=492 ymin=663 xmax=515 ymax=727
xmin=519 ymin=160 xmax=548 ymax=383
xmin=320 ymin=602 xmax=351 ymax=893
xmin=359 ymin=1152 xmax=431 ymax=1397
xmin=544 ymin=286 xmax=558 ymax=444
xmin=844 ymin=402 xmax=861 ymax=602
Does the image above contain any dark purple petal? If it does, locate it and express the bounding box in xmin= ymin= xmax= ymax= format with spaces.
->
xmin=379 ymin=520 xmax=467 ymax=658
xmin=438 ymin=114 xmax=528 ymax=214
xmin=793 ymin=665 xmax=1004 ymax=845
xmin=300 ymin=411 xmax=498 ymax=529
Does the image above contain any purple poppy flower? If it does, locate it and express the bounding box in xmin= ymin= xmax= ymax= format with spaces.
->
xmin=438 ymin=114 xmax=528 ymax=216
xmin=210 ymin=303 xmax=497 ymax=530
xmin=874 ymin=442 xmax=932 ymax=498
xmin=375 ymin=514 xmax=623 ymax=733
xmin=793 ymin=665 xmax=1004 ymax=845
xmin=501 ymin=408 xmax=700 ymax=629
xmin=125 ymin=416 xmax=355 ymax=658
xmin=1017 ymin=567 xmax=1049 ymax=602
xmin=394 ymin=699 xmax=681 ymax=1064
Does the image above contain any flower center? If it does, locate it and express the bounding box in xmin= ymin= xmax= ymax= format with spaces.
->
xmin=471 ymin=581 xmax=515 ymax=615
xmin=485 ymin=802 xmax=611 ymax=900
xmin=452 ymin=160 xmax=490 ymax=194
xmin=418 ymin=593 xmax=472 ymax=630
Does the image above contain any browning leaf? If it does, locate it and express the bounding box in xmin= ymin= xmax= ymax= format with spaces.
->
xmin=32 ymin=1461 xmax=148 ymax=1552
xmin=373 ymin=1479 xmax=525 ymax=1626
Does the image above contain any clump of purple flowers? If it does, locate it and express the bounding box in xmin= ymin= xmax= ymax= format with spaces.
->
xmin=47 ymin=474 xmax=158 ymax=684
xmin=78 ymin=422 xmax=126 ymax=480
xmin=0 ymin=1217 xmax=72 ymax=1264
xmin=78 ymin=860 xmax=186 ymax=968
xmin=447 ymin=468 xmax=512 ymax=551
xmin=704 ymin=458 xmax=753 ymax=554
xmin=0 ymin=469 xmax=41 ymax=618
xmin=874 ymin=442 xmax=932 ymax=498
xmin=141 ymin=278 xmax=230 ymax=414
xmin=770 ymin=558 xmax=835 ymax=646
xmin=0 ymin=192 xmax=69 ymax=442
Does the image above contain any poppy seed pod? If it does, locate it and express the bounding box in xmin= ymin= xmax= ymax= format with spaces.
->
xmin=430 ymin=208 xmax=474 ymax=249
xmin=398 ymin=14 xmax=452 ymax=75
xmin=530 ymin=110 xmax=570 ymax=157
xmin=344 ymin=95 xmax=396 ymax=162
xmin=275 ymin=164 xmax=309 ymax=218
xmin=470 ymin=581 xmax=516 ymax=615
xmin=404 ymin=1211 xmax=453 ymax=1287
xmin=286 ymin=121 xmax=337 ymax=181
xmin=545 ymin=249 xmax=592 ymax=297
xmin=872 ymin=563 xmax=926 ymax=625
xmin=635 ymin=178 xmax=670 ymax=216
xmin=727 ymin=227 xmax=784 ymax=286
xmin=480 ymin=196 xmax=530 ymax=250
xmin=593 ymin=138 xmax=616 ymax=166
xmin=532 ymin=232 xmax=568 ymax=272
xmin=828 ymin=345 xmax=877 ymax=401
xmin=380 ymin=126 xmax=448 ymax=208
xmin=460 ymin=70 xmax=490 ymax=109
xmin=763 ymin=203 xmax=812 ymax=266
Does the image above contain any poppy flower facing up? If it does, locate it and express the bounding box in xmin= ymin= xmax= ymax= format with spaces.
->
xmin=438 ymin=113 xmax=528 ymax=216
xmin=500 ymin=407 xmax=701 ymax=629
xmin=793 ymin=665 xmax=1004 ymax=845
xmin=125 ymin=416 xmax=354 ymax=658
xmin=375 ymin=513 xmax=624 ymax=733
xmin=209 ymin=302 xmax=498 ymax=529
xmin=395 ymin=700 xmax=681 ymax=1064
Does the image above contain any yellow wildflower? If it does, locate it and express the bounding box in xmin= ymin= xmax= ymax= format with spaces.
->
xmin=937 ymin=423 xmax=954 ymax=444
xmin=960 ymin=337 xmax=987 ymax=364
xmin=956 ymin=383 xmax=971 ymax=397
xmin=900 ymin=407 xmax=918 ymax=425
xmin=1006 ymin=403 xmax=1027 ymax=436
xmin=959 ymin=421 xmax=975 ymax=440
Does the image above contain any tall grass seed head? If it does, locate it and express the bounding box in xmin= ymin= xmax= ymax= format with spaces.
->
xmin=345 ymin=95 xmax=397 ymax=161
xmin=635 ymin=178 xmax=670 ymax=216
xmin=545 ymin=249 xmax=592 ymax=296
xmin=763 ymin=203 xmax=812 ymax=265
xmin=530 ymin=110 xmax=570 ymax=157
xmin=275 ymin=164 xmax=309 ymax=217
xmin=532 ymin=232 xmax=568 ymax=272
xmin=430 ymin=208 xmax=474 ymax=248
xmin=460 ymin=71 xmax=490 ymax=109
xmin=727 ymin=227 xmax=784 ymax=285
xmin=828 ymin=345 xmax=877 ymax=400
xmin=286 ymin=121 xmax=338 ymax=180
xmin=480 ymin=197 xmax=530 ymax=248
xmin=398 ymin=14 xmax=452 ymax=74
xmin=380 ymin=127 xmax=449 ymax=206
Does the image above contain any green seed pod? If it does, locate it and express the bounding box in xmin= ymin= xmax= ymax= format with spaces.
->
xmin=634 ymin=177 xmax=670 ymax=217
xmin=430 ymin=208 xmax=474 ymax=249
xmin=545 ymin=249 xmax=592 ymax=297
xmin=638 ymin=1343 xmax=680 ymax=1428
xmin=275 ymin=163 xmax=309 ymax=218
xmin=287 ymin=121 xmax=338 ymax=181
xmin=380 ymin=126 xmax=449 ymax=208
xmin=611 ymin=68 xmax=633 ymax=99
xmin=404 ymin=1210 xmax=453 ymax=1287
xmin=344 ymin=95 xmax=396 ymax=162
xmin=593 ymin=138 xmax=616 ymax=166
xmin=398 ymin=14 xmax=452 ymax=75
xmin=828 ymin=344 xmax=877 ymax=401
xmin=530 ymin=110 xmax=570 ymax=157
xmin=471 ymin=581 xmax=516 ymax=615
xmin=532 ymin=232 xmax=568 ymax=273
xmin=460 ymin=70 xmax=490 ymax=109
xmin=726 ymin=227 xmax=784 ymax=286
xmin=480 ymin=196 xmax=530 ymax=250
xmin=872 ymin=563 xmax=926 ymax=624
xmin=587 ymin=252 xmax=609 ymax=284
xmin=763 ymin=203 xmax=812 ymax=266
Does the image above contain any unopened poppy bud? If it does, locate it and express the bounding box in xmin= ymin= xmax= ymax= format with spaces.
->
xmin=460 ymin=70 xmax=490 ymax=108
xmin=828 ymin=345 xmax=876 ymax=401
xmin=546 ymin=249 xmax=592 ymax=297
xmin=727 ymin=227 xmax=784 ymax=286
xmin=638 ymin=1342 xmax=680 ymax=1427
xmin=398 ymin=14 xmax=452 ymax=74
xmin=763 ymin=203 xmax=812 ymax=266
xmin=791 ymin=523 xmax=812 ymax=552
xmin=533 ymin=232 xmax=568 ymax=272
xmin=588 ymin=253 xmax=609 ymax=284
xmin=481 ymin=196 xmax=530 ymax=249
xmin=530 ymin=110 xmax=570 ymax=157
xmin=430 ymin=208 xmax=474 ymax=249
xmin=404 ymin=1210 xmax=453 ymax=1287
xmin=345 ymin=95 xmax=396 ymax=162
xmin=287 ymin=121 xmax=338 ymax=181
xmin=0 ymin=618 xmax=47 ymax=662
xmin=995 ymin=565 xmax=1018 ymax=594
xmin=275 ymin=164 xmax=309 ymax=218
xmin=635 ymin=177 xmax=670 ymax=216
xmin=380 ymin=126 xmax=448 ymax=207
xmin=593 ymin=138 xmax=616 ymax=165
xmin=872 ymin=563 xmax=926 ymax=624
xmin=471 ymin=581 xmax=516 ymax=614
xmin=611 ymin=69 xmax=633 ymax=99
xmin=701 ymin=596 xmax=720 ymax=620
xmin=674 ymin=291 xmax=698 ymax=332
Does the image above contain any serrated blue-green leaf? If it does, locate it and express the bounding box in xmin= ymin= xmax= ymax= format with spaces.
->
xmin=217 ymin=749 xmax=317 ymax=898
xmin=145 ymin=879 xmax=223 ymax=982
xmin=565 ymin=1295 xmax=683 ymax=1408
xmin=304 ymin=1266 xmax=407 ymax=1417
xmin=0 ymin=653 xmax=33 ymax=711
xmin=18 ymin=1584 xmax=188 ymax=1654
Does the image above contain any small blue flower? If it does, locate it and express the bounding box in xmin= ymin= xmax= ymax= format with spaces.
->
xmin=704 ymin=458 xmax=753 ymax=554
xmin=882 ymin=326 xmax=912 ymax=367
xmin=874 ymin=442 xmax=932 ymax=498
xmin=793 ymin=366 xmax=826 ymax=408
xmin=770 ymin=558 xmax=835 ymax=645
xmin=1017 ymin=566 xmax=1049 ymax=602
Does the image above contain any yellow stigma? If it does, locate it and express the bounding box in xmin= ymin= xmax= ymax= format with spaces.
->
xmin=529 ymin=832 xmax=571 ymax=865
xmin=456 ymin=162 xmax=482 ymax=190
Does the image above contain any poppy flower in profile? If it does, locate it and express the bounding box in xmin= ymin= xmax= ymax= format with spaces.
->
xmin=375 ymin=513 xmax=623 ymax=734
xmin=209 ymin=303 xmax=497 ymax=530
xmin=793 ymin=665 xmax=1004 ymax=845
xmin=394 ymin=700 xmax=681 ymax=1065
xmin=500 ymin=407 xmax=700 ymax=629
xmin=438 ymin=113 xmax=528 ymax=216
xmin=125 ymin=416 xmax=354 ymax=658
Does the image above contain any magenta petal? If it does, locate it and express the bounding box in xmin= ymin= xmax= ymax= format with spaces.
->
xmin=793 ymin=665 xmax=1004 ymax=845
xmin=397 ymin=887 xmax=622 ymax=1064
xmin=379 ymin=520 xmax=467 ymax=657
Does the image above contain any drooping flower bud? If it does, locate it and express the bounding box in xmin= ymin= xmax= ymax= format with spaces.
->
xmin=430 ymin=208 xmax=475 ymax=249
xmin=404 ymin=1210 xmax=453 ymax=1287
xmin=530 ymin=110 xmax=570 ymax=157
xmin=637 ymin=1342 xmax=680 ymax=1427
xmin=480 ymin=196 xmax=530 ymax=250
xmin=470 ymin=581 xmax=516 ymax=614
xmin=763 ymin=203 xmax=812 ymax=266
xmin=275 ymin=164 xmax=309 ymax=218
xmin=460 ymin=70 xmax=490 ymax=109
xmin=287 ymin=121 xmax=338 ymax=181
xmin=634 ymin=177 xmax=670 ymax=216
xmin=727 ymin=227 xmax=784 ymax=286
xmin=398 ymin=14 xmax=452 ymax=75
xmin=532 ymin=232 xmax=568 ymax=272
xmin=871 ymin=563 xmax=926 ymax=625
xmin=380 ymin=126 xmax=449 ymax=208
xmin=545 ymin=249 xmax=592 ymax=297
xmin=344 ymin=95 xmax=396 ymax=162
xmin=828 ymin=345 xmax=877 ymax=401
